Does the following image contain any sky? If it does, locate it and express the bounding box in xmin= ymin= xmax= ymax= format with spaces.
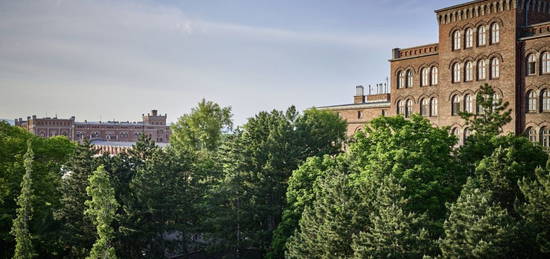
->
xmin=0 ymin=0 xmax=466 ymax=125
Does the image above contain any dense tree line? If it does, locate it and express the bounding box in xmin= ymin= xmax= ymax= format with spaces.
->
xmin=1 ymin=85 xmax=549 ymax=258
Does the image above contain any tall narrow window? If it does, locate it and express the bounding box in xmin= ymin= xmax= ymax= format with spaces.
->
xmin=406 ymin=70 xmax=413 ymax=88
xmin=527 ymin=90 xmax=537 ymax=112
xmin=406 ymin=99 xmax=413 ymax=118
xmin=421 ymin=68 xmax=429 ymax=86
xmin=430 ymin=98 xmax=438 ymax=116
xmin=465 ymin=61 xmax=473 ymax=81
xmin=452 ymin=95 xmax=461 ymax=116
xmin=490 ymin=23 xmax=500 ymax=44
xmin=452 ymin=127 xmax=462 ymax=145
xmin=490 ymin=58 xmax=500 ymax=79
xmin=453 ymin=30 xmax=462 ymax=50
xmin=398 ymin=71 xmax=405 ymax=89
xmin=421 ymin=98 xmax=430 ymax=116
xmin=541 ymin=127 xmax=550 ymax=148
xmin=453 ymin=63 xmax=461 ymax=83
xmin=526 ymin=127 xmax=537 ymax=143
xmin=465 ymin=28 xmax=473 ymax=48
xmin=464 ymin=94 xmax=473 ymax=113
xmin=478 ymin=60 xmax=487 ymax=80
xmin=431 ymin=67 xmax=438 ymax=85
xmin=398 ymin=100 xmax=405 ymax=115
xmin=478 ymin=25 xmax=487 ymax=46
xmin=527 ymin=54 xmax=537 ymax=75
xmin=464 ymin=128 xmax=472 ymax=142
xmin=542 ymin=89 xmax=550 ymax=112
xmin=543 ymin=52 xmax=550 ymax=74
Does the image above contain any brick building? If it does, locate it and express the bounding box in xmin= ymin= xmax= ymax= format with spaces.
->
xmin=15 ymin=110 xmax=171 ymax=144
xmin=320 ymin=0 xmax=550 ymax=147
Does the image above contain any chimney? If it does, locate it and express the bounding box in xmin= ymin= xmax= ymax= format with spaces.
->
xmin=354 ymin=85 xmax=365 ymax=104
xmin=392 ymin=48 xmax=401 ymax=59
xmin=151 ymin=110 xmax=158 ymax=116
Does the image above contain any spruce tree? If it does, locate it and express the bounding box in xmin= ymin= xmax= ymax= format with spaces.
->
xmin=10 ymin=140 xmax=35 ymax=259
xmin=519 ymin=165 xmax=550 ymax=254
xmin=351 ymin=175 xmax=433 ymax=258
xmin=85 ymin=165 xmax=118 ymax=259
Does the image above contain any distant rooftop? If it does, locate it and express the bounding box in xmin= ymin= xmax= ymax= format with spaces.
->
xmin=90 ymin=140 xmax=169 ymax=148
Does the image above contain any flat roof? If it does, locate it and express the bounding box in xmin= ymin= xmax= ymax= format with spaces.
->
xmin=317 ymin=101 xmax=391 ymax=111
xmin=435 ymin=0 xmax=485 ymax=13
xmin=91 ymin=140 xmax=169 ymax=148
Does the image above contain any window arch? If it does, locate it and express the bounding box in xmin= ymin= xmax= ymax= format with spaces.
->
xmin=478 ymin=25 xmax=487 ymax=46
xmin=453 ymin=63 xmax=461 ymax=83
xmin=490 ymin=23 xmax=500 ymax=44
xmin=465 ymin=28 xmax=474 ymax=48
xmin=526 ymin=127 xmax=537 ymax=143
xmin=478 ymin=59 xmax=487 ymax=80
xmin=397 ymin=100 xmax=405 ymax=115
xmin=398 ymin=71 xmax=405 ymax=89
xmin=527 ymin=90 xmax=537 ymax=112
xmin=543 ymin=52 xmax=550 ymax=74
xmin=405 ymin=99 xmax=413 ymax=118
xmin=490 ymin=58 xmax=500 ymax=79
xmin=406 ymin=70 xmax=413 ymax=88
xmin=453 ymin=30 xmax=462 ymax=50
xmin=541 ymin=127 xmax=550 ymax=148
xmin=527 ymin=54 xmax=537 ymax=75
xmin=465 ymin=61 xmax=474 ymax=81
xmin=421 ymin=68 xmax=430 ymax=86
xmin=431 ymin=67 xmax=438 ymax=85
xmin=541 ymin=89 xmax=550 ymax=112
xmin=452 ymin=95 xmax=461 ymax=116
xmin=464 ymin=94 xmax=473 ymax=113
xmin=430 ymin=97 xmax=438 ymax=116
xmin=421 ymin=98 xmax=430 ymax=116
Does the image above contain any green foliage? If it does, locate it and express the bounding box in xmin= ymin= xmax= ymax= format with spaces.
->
xmin=171 ymin=99 xmax=233 ymax=153
xmin=85 ymin=165 xmax=118 ymax=259
xmin=459 ymin=83 xmax=512 ymax=137
xmin=10 ymin=140 xmax=35 ymax=259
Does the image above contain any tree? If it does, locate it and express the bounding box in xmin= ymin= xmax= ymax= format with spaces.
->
xmin=85 ymin=165 xmax=119 ymax=259
xmin=440 ymin=176 xmax=516 ymax=258
xmin=170 ymin=99 xmax=233 ymax=153
xmin=10 ymin=140 xmax=35 ymax=259
xmin=351 ymin=175 xmax=434 ymax=258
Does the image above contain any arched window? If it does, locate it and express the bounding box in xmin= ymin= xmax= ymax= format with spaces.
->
xmin=527 ymin=54 xmax=537 ymax=75
xmin=465 ymin=61 xmax=474 ymax=81
xmin=405 ymin=99 xmax=413 ymax=118
xmin=543 ymin=52 xmax=550 ymax=74
xmin=464 ymin=94 xmax=473 ymax=113
xmin=464 ymin=128 xmax=472 ymax=142
xmin=431 ymin=67 xmax=438 ymax=85
xmin=542 ymin=89 xmax=550 ymax=112
xmin=398 ymin=100 xmax=405 ymax=115
xmin=421 ymin=98 xmax=430 ymax=116
xmin=541 ymin=127 xmax=550 ymax=148
xmin=478 ymin=60 xmax=487 ymax=80
xmin=430 ymin=98 xmax=438 ymax=116
xmin=451 ymin=127 xmax=462 ymax=145
xmin=492 ymin=93 xmax=501 ymax=110
xmin=453 ymin=30 xmax=462 ymax=50
xmin=453 ymin=63 xmax=461 ymax=83
xmin=490 ymin=58 xmax=500 ymax=79
xmin=490 ymin=23 xmax=500 ymax=44
xmin=526 ymin=127 xmax=537 ymax=143
xmin=452 ymin=95 xmax=461 ymax=116
xmin=465 ymin=28 xmax=473 ymax=48
xmin=398 ymin=71 xmax=405 ymax=89
xmin=421 ymin=68 xmax=429 ymax=86
xmin=406 ymin=70 xmax=413 ymax=88
xmin=478 ymin=25 xmax=487 ymax=46
xmin=527 ymin=90 xmax=537 ymax=112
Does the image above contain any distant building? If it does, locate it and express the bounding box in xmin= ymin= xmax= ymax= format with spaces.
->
xmin=320 ymin=0 xmax=550 ymax=147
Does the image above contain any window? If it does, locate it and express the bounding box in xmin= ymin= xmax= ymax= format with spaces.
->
xmin=357 ymin=111 xmax=363 ymax=119
xmin=492 ymin=93 xmax=501 ymax=110
xmin=527 ymin=90 xmax=537 ymax=112
xmin=405 ymin=99 xmax=413 ymax=118
xmin=452 ymin=95 xmax=461 ymax=116
xmin=453 ymin=63 xmax=461 ymax=83
xmin=541 ymin=127 xmax=550 ymax=148
xmin=490 ymin=58 xmax=500 ymax=79
xmin=431 ymin=67 xmax=438 ymax=85
xmin=526 ymin=127 xmax=537 ymax=143
xmin=398 ymin=71 xmax=405 ymax=89
xmin=490 ymin=23 xmax=500 ymax=44
xmin=478 ymin=60 xmax=487 ymax=80
xmin=451 ymin=127 xmax=462 ymax=145
xmin=527 ymin=54 xmax=537 ymax=75
xmin=465 ymin=28 xmax=473 ymax=48
xmin=453 ymin=30 xmax=462 ymax=50
xmin=421 ymin=98 xmax=430 ymax=116
xmin=421 ymin=68 xmax=429 ymax=86
xmin=478 ymin=25 xmax=487 ymax=46
xmin=542 ymin=90 xmax=550 ymax=112
xmin=465 ymin=61 xmax=474 ymax=81
xmin=430 ymin=98 xmax=438 ymax=116
xmin=464 ymin=128 xmax=472 ymax=142
xmin=406 ymin=70 xmax=413 ymax=88
xmin=398 ymin=100 xmax=405 ymax=115
xmin=543 ymin=52 xmax=550 ymax=74
xmin=464 ymin=94 xmax=473 ymax=113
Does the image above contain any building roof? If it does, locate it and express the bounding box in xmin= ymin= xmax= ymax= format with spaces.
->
xmin=434 ymin=0 xmax=485 ymax=13
xmin=317 ymin=101 xmax=391 ymax=111
xmin=74 ymin=121 xmax=145 ymax=126
xmin=90 ymin=140 xmax=169 ymax=148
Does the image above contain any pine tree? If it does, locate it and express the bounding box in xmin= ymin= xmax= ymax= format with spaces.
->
xmin=440 ymin=177 xmax=516 ymax=258
xmin=519 ymin=165 xmax=550 ymax=254
xmin=85 ymin=165 xmax=118 ymax=259
xmin=10 ymin=140 xmax=35 ymax=259
xmin=351 ymin=175 xmax=433 ymax=258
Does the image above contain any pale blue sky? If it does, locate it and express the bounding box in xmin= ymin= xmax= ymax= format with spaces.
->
xmin=0 ymin=0 xmax=465 ymax=125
